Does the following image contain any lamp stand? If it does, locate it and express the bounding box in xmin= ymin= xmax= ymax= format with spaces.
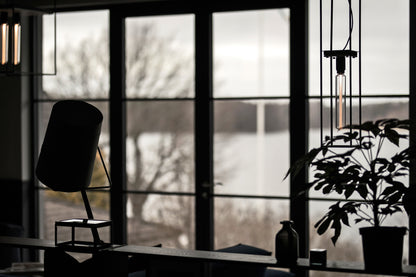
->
xmin=54 ymin=188 xmax=112 ymax=252
xmin=81 ymin=189 xmax=102 ymax=245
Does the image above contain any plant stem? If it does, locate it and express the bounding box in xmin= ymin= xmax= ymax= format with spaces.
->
xmin=367 ymin=131 xmax=374 ymax=163
xmin=373 ymin=195 xmax=380 ymax=227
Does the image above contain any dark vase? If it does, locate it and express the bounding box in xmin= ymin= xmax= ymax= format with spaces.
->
xmin=275 ymin=220 xmax=299 ymax=265
xmin=359 ymin=226 xmax=407 ymax=273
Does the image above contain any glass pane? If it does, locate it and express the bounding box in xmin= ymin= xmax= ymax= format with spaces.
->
xmin=309 ymin=98 xmax=409 ymax=149
xmin=361 ymin=98 xmax=408 ymax=122
xmin=310 ymin=201 xmax=409 ymax=267
xmin=309 ymin=0 xmax=409 ymax=96
xmin=214 ymin=100 xmax=289 ymax=197
xmin=213 ymin=9 xmax=290 ymax=97
xmin=127 ymin=194 xmax=194 ymax=249
xmin=40 ymin=189 xmax=110 ymax=237
xmin=42 ymin=13 xmax=56 ymax=75
xmin=42 ymin=10 xmax=109 ymax=99
xmin=214 ymin=198 xmax=289 ymax=253
xmin=126 ymin=101 xmax=194 ymax=192
xmin=361 ymin=0 xmax=409 ymax=95
xmin=125 ymin=15 xmax=194 ymax=98
xmin=308 ymin=98 xmax=409 ymax=199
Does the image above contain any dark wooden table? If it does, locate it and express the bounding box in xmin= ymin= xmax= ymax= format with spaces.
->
xmin=1 ymin=236 xmax=415 ymax=276
xmin=113 ymin=244 xmax=416 ymax=276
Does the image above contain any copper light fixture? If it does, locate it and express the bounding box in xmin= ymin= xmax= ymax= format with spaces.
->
xmin=320 ymin=0 xmax=362 ymax=146
xmin=0 ymin=0 xmax=56 ymax=75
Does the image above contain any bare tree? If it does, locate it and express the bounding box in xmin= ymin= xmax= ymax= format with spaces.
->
xmin=43 ymin=23 xmax=196 ymax=247
xmin=125 ymin=24 xmax=194 ymax=239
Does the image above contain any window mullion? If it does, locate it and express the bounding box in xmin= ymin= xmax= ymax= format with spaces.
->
xmin=109 ymin=8 xmax=127 ymax=245
xmin=194 ymin=9 xmax=214 ymax=251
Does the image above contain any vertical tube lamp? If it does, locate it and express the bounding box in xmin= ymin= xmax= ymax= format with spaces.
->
xmin=320 ymin=0 xmax=361 ymax=146
xmin=335 ymin=56 xmax=346 ymax=129
xmin=13 ymin=13 xmax=20 ymax=66
xmin=0 ymin=12 xmax=8 ymax=65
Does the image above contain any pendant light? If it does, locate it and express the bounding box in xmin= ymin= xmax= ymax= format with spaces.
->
xmin=0 ymin=0 xmax=56 ymax=75
xmin=12 ymin=12 xmax=20 ymax=66
xmin=0 ymin=11 xmax=9 ymax=65
xmin=319 ymin=0 xmax=362 ymax=146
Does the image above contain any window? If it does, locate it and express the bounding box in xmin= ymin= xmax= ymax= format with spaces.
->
xmin=212 ymin=9 xmax=290 ymax=251
xmin=125 ymin=14 xmax=195 ymax=248
xmin=37 ymin=11 xmax=110 ymax=251
xmin=308 ymin=0 xmax=410 ymax=269
xmin=35 ymin=2 xmax=297 ymax=256
xmin=32 ymin=3 xmax=415 ymax=274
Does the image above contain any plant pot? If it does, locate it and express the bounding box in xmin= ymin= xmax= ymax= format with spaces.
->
xmin=359 ymin=226 xmax=407 ymax=273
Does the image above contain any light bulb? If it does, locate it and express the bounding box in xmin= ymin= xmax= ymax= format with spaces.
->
xmin=13 ymin=22 xmax=20 ymax=65
xmin=335 ymin=73 xmax=346 ymax=129
xmin=1 ymin=22 xmax=9 ymax=65
xmin=335 ymin=56 xmax=346 ymax=129
xmin=13 ymin=13 xmax=20 ymax=66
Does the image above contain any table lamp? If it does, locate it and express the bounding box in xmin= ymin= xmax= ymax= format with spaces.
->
xmin=36 ymin=100 xmax=111 ymax=252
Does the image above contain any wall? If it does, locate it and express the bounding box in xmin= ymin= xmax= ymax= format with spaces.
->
xmin=0 ymin=15 xmax=35 ymax=236
xmin=0 ymin=75 xmax=32 ymax=235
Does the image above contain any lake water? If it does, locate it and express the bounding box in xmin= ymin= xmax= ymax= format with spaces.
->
xmin=129 ymin=129 xmax=409 ymax=260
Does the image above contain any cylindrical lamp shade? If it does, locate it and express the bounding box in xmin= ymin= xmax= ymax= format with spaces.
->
xmin=36 ymin=100 xmax=103 ymax=192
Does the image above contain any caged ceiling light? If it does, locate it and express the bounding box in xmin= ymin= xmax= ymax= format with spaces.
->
xmin=0 ymin=0 xmax=56 ymax=75
xmin=320 ymin=0 xmax=362 ymax=146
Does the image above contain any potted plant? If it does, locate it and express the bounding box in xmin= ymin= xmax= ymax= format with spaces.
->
xmin=285 ymin=119 xmax=415 ymax=272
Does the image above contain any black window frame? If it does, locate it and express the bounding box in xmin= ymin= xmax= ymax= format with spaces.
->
xmin=31 ymin=0 xmax=416 ymax=271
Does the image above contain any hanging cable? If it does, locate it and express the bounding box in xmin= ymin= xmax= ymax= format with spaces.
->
xmin=342 ymin=0 xmax=354 ymax=50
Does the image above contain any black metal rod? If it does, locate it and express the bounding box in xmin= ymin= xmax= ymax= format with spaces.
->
xmin=81 ymin=189 xmax=101 ymax=244
xmin=409 ymin=0 xmax=416 ymax=265
xmin=97 ymin=146 xmax=112 ymax=188
xmin=320 ymin=0 xmax=323 ymax=145
xmin=359 ymin=0 xmax=362 ymax=137
xmin=329 ymin=0 xmax=334 ymax=142
xmin=349 ymin=0 xmax=353 ymax=145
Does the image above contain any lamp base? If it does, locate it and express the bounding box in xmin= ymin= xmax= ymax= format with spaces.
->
xmin=55 ymin=218 xmax=112 ymax=253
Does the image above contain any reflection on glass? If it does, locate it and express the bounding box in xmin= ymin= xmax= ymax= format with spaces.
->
xmin=127 ymin=194 xmax=194 ymax=249
xmin=42 ymin=10 xmax=109 ymax=99
xmin=214 ymin=198 xmax=289 ymax=252
xmin=126 ymin=101 xmax=194 ymax=192
xmin=125 ymin=14 xmax=194 ymax=98
xmin=214 ymin=100 xmax=289 ymax=197
xmin=213 ymin=9 xmax=289 ymax=97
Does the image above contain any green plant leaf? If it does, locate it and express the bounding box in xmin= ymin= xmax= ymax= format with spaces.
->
xmin=341 ymin=213 xmax=350 ymax=226
xmin=316 ymin=217 xmax=331 ymax=235
xmin=381 ymin=186 xmax=397 ymax=197
xmin=357 ymin=185 xmax=368 ymax=199
xmin=284 ymin=148 xmax=321 ymax=180
xmin=383 ymin=128 xmax=400 ymax=146
xmin=323 ymin=184 xmax=333 ymax=194
xmin=355 ymin=218 xmax=364 ymax=224
xmin=331 ymin=220 xmax=342 ymax=245
xmin=344 ymin=185 xmax=355 ymax=199
xmin=387 ymin=192 xmax=403 ymax=204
